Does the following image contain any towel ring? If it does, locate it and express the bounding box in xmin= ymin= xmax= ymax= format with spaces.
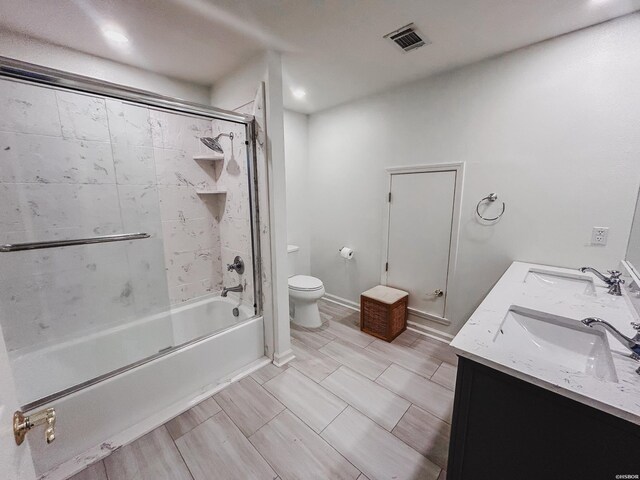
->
xmin=476 ymin=193 xmax=505 ymax=221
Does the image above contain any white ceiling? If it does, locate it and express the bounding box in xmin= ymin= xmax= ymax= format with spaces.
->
xmin=0 ymin=0 xmax=639 ymax=113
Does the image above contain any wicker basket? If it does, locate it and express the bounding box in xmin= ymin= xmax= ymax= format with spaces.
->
xmin=360 ymin=285 xmax=408 ymax=342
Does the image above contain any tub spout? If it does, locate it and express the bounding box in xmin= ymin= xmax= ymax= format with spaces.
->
xmin=221 ymin=284 xmax=243 ymax=297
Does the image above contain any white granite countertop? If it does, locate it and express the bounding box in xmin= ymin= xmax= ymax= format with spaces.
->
xmin=450 ymin=261 xmax=640 ymax=426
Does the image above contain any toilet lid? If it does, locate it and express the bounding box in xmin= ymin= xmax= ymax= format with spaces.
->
xmin=289 ymin=275 xmax=323 ymax=291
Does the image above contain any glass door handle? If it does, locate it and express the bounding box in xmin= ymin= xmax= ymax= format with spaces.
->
xmin=434 ymin=289 xmax=444 ymax=297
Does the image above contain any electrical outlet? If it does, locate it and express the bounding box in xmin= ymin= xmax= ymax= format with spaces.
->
xmin=591 ymin=227 xmax=609 ymax=246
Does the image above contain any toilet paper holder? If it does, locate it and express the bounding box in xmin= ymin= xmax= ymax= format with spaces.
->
xmin=339 ymin=247 xmax=354 ymax=259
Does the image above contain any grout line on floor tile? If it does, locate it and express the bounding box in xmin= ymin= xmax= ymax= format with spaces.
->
xmin=315 ymin=407 xmax=364 ymax=478
xmin=267 ymin=367 xmax=288 ymax=383
xmin=255 ymin=404 xmax=362 ymax=479
xmin=249 ymin=407 xmax=289 ymax=439
xmin=374 ymin=363 xmax=425 ymax=400
xmin=389 ymin=403 xmax=414 ymax=438
xmin=408 ymin=339 xmax=457 ymax=365
xmin=429 ymin=360 xmax=445 ymax=380
xmin=408 ymin=331 xmax=423 ymax=347
xmin=167 ymin=396 xmax=220 ymax=441
xmin=317 ymin=402 xmax=349 ymax=436
xmin=244 ymin=418 xmax=288 ymax=479
xmin=320 ymin=365 xmax=411 ymax=433
xmin=265 ymin=371 xmax=348 ymax=436
xmin=167 ymin=425 xmax=197 ymax=480
xmin=251 ymin=365 xmax=288 ymax=385
xmin=325 ymin=335 xmax=370 ymax=352
xmin=373 ymin=362 xmax=393 ymax=382
xmin=365 ymin=341 xmax=446 ymax=382
xmin=332 ymin=389 xmax=408 ymax=434
xmin=218 ymin=382 xmax=286 ymax=439
xmin=374 ymin=365 xmax=453 ymax=426
xmin=389 ymin=399 xmax=412 ymax=432
xmin=288 ymin=361 xmax=336 ymax=385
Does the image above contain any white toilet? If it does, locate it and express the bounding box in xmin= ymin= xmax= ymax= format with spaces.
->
xmin=288 ymin=245 xmax=325 ymax=328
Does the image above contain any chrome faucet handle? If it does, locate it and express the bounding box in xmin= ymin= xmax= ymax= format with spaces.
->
xmin=226 ymin=256 xmax=245 ymax=274
xmin=607 ymin=270 xmax=624 ymax=280
xmin=605 ymin=271 xmax=625 ymax=296
xmin=631 ymin=322 xmax=640 ymax=331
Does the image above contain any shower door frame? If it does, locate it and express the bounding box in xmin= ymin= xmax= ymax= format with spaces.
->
xmin=0 ymin=56 xmax=264 ymax=411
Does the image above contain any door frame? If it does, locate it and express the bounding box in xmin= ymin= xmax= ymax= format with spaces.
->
xmin=380 ymin=162 xmax=465 ymax=326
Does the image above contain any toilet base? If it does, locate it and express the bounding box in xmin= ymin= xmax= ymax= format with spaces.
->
xmin=289 ymin=285 xmax=325 ymax=329
xmin=290 ymin=301 xmax=323 ymax=329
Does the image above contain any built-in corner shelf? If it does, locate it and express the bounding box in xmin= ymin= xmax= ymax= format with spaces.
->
xmin=193 ymin=153 xmax=225 ymax=161
xmin=196 ymin=188 xmax=227 ymax=196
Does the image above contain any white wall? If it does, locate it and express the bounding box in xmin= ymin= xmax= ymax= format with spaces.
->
xmin=284 ymin=110 xmax=311 ymax=274
xmin=262 ymin=52 xmax=293 ymax=365
xmin=308 ymin=13 xmax=640 ymax=337
xmin=211 ymin=51 xmax=293 ymax=364
xmin=0 ymin=30 xmax=210 ymax=103
xmin=209 ymin=52 xmax=268 ymax=111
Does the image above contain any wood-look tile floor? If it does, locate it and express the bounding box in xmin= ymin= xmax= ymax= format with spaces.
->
xmin=71 ymin=299 xmax=457 ymax=480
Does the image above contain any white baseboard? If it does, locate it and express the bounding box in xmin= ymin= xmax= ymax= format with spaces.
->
xmin=408 ymin=308 xmax=451 ymax=326
xmin=273 ymin=348 xmax=295 ymax=367
xmin=42 ymin=357 xmax=271 ymax=480
xmin=323 ymin=293 xmax=360 ymax=311
xmin=407 ymin=321 xmax=455 ymax=343
xmin=323 ymin=293 xmax=455 ymax=344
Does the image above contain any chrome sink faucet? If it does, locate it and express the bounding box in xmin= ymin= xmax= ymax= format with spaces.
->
xmin=221 ymin=284 xmax=243 ymax=297
xmin=582 ymin=318 xmax=640 ymax=375
xmin=579 ymin=267 xmax=625 ymax=296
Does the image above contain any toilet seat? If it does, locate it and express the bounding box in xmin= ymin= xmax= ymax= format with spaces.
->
xmin=288 ymin=275 xmax=323 ymax=291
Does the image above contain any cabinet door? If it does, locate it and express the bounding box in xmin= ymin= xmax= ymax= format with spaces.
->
xmin=448 ymin=358 xmax=640 ymax=480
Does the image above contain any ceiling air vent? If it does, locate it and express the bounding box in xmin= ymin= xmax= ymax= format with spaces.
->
xmin=384 ymin=23 xmax=430 ymax=53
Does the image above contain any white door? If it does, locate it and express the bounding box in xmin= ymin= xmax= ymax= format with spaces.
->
xmin=385 ymin=170 xmax=456 ymax=319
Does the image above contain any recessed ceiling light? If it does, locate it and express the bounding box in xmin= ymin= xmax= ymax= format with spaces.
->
xmin=292 ymin=88 xmax=306 ymax=99
xmin=102 ymin=28 xmax=129 ymax=44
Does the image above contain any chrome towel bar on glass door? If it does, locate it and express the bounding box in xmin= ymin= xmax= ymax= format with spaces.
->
xmin=0 ymin=232 xmax=150 ymax=252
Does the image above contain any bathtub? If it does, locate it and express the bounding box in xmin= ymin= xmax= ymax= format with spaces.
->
xmin=12 ymin=295 xmax=265 ymax=477
xmin=12 ymin=294 xmax=254 ymax=406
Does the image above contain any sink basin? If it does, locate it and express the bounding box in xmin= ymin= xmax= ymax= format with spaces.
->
xmin=493 ymin=306 xmax=617 ymax=382
xmin=524 ymin=268 xmax=596 ymax=296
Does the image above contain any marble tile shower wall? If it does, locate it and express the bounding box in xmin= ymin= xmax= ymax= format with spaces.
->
xmin=0 ymin=79 xmax=170 ymax=354
xmin=0 ymin=78 xmax=254 ymax=355
xmin=211 ymin=118 xmax=254 ymax=308
xmin=149 ymin=108 xmax=225 ymax=305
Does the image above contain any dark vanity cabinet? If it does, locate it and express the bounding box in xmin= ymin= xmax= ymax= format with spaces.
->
xmin=447 ymin=357 xmax=640 ymax=480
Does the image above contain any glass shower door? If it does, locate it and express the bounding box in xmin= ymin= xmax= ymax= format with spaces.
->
xmin=0 ymin=75 xmax=258 ymax=411
xmin=0 ymin=79 xmax=172 ymax=408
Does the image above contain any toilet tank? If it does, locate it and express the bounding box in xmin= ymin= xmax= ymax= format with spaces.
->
xmin=287 ymin=245 xmax=300 ymax=278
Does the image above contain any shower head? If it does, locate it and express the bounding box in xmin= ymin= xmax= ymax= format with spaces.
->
xmin=200 ymin=136 xmax=223 ymax=154
xmin=200 ymin=132 xmax=234 ymax=154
